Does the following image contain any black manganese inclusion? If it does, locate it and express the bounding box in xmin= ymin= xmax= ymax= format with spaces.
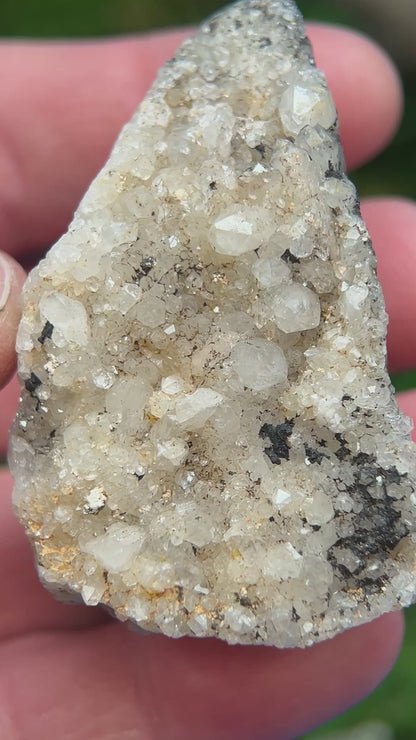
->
xmin=25 ymin=372 xmax=42 ymax=396
xmin=281 ymin=249 xmax=300 ymax=264
xmin=38 ymin=320 xmax=54 ymax=345
xmin=304 ymin=444 xmax=327 ymax=464
xmin=140 ymin=257 xmax=155 ymax=274
xmin=259 ymin=419 xmax=295 ymax=465
xmin=329 ymin=455 xmax=410 ymax=588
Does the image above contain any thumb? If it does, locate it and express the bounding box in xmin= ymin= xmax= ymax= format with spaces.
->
xmin=0 ymin=252 xmax=26 ymax=389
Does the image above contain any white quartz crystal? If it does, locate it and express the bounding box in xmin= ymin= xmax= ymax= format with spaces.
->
xmin=10 ymin=0 xmax=416 ymax=648
xmin=210 ymin=207 xmax=275 ymax=255
xmin=272 ymin=284 xmax=321 ymax=333
xmin=231 ymin=339 xmax=288 ymax=390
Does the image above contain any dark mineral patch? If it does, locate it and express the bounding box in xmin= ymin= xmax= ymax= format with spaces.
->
xmin=328 ymin=457 xmax=410 ymax=579
xmin=38 ymin=321 xmax=54 ymax=345
xmin=304 ymin=444 xmax=327 ymax=465
xmin=140 ymin=257 xmax=156 ymax=275
xmin=281 ymin=249 xmax=300 ymax=264
xmin=260 ymin=419 xmax=295 ymax=465
xmin=25 ymin=373 xmax=42 ymax=396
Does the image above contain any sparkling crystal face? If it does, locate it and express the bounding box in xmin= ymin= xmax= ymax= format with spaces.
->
xmin=10 ymin=0 xmax=416 ymax=648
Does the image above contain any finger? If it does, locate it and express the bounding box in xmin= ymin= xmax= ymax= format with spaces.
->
xmin=310 ymin=25 xmax=402 ymax=172
xmin=398 ymin=390 xmax=416 ymax=443
xmin=0 ymin=26 xmax=402 ymax=260
xmin=0 ymin=470 xmax=109 ymax=638
xmin=0 ymin=32 xmax=189 ymax=262
xmin=0 ymin=613 xmax=402 ymax=740
xmin=0 ymin=375 xmax=20 ymax=458
xmin=362 ymin=198 xmax=416 ymax=374
xmin=0 ymin=253 xmax=25 ymax=388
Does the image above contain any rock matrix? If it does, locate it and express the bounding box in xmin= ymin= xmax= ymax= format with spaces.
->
xmin=10 ymin=0 xmax=416 ymax=647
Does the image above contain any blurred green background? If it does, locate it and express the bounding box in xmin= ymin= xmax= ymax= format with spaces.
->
xmin=2 ymin=1 xmax=415 ymax=738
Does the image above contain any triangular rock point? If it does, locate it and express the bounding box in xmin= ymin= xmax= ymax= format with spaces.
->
xmin=10 ymin=0 xmax=416 ymax=647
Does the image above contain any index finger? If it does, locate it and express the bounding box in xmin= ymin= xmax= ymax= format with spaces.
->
xmin=0 ymin=25 xmax=402 ymax=260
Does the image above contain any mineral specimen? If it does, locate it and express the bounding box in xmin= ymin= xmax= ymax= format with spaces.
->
xmin=10 ymin=0 xmax=416 ymax=648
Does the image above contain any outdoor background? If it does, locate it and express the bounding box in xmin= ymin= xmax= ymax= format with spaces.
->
xmin=2 ymin=1 xmax=416 ymax=738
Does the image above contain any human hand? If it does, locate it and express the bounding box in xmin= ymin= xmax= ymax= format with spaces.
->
xmin=0 ymin=24 xmax=412 ymax=739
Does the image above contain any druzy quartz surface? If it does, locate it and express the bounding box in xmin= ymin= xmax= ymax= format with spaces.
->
xmin=10 ymin=0 xmax=416 ymax=647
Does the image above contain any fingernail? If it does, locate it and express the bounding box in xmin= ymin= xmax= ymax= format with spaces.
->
xmin=0 ymin=254 xmax=11 ymax=311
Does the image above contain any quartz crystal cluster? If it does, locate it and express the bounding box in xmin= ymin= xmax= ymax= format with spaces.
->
xmin=10 ymin=0 xmax=416 ymax=647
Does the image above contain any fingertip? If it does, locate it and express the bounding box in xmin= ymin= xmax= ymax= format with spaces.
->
xmin=308 ymin=25 xmax=403 ymax=170
xmin=128 ymin=611 xmax=404 ymax=740
xmin=0 ymin=252 xmax=25 ymax=388
xmin=132 ymin=25 xmax=404 ymax=174
xmin=398 ymin=390 xmax=416 ymax=442
xmin=361 ymin=197 xmax=416 ymax=373
xmin=283 ymin=611 xmax=404 ymax=737
xmin=0 ymin=26 xmax=403 ymax=259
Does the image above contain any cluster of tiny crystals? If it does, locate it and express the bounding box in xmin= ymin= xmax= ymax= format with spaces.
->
xmin=10 ymin=0 xmax=416 ymax=647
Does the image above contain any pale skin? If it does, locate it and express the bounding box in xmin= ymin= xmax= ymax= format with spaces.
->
xmin=0 ymin=23 xmax=414 ymax=740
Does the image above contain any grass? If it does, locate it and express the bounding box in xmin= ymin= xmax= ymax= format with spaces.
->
xmin=2 ymin=1 xmax=416 ymax=737
xmin=0 ymin=0 xmax=356 ymax=38
xmin=304 ymin=608 xmax=416 ymax=740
